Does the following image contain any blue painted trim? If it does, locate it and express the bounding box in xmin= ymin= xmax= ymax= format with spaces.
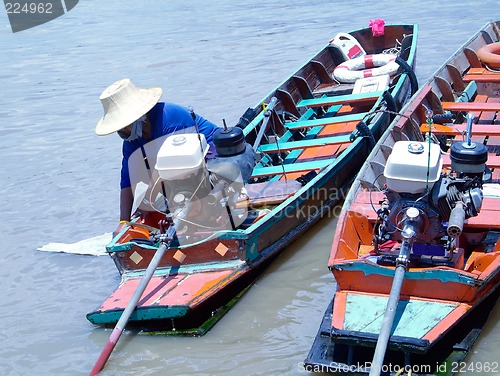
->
xmin=332 ymin=261 xmax=478 ymax=285
xmin=122 ymin=259 xmax=246 ymax=278
xmin=257 ymin=134 xmax=352 ymax=153
xmin=87 ymin=305 xmax=188 ymax=324
xmin=251 ymin=158 xmax=337 ymax=177
xmin=298 ymin=91 xmax=384 ymax=108
xmin=285 ymin=112 xmax=366 ymax=130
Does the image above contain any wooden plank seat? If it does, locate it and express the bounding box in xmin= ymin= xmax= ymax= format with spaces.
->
xmin=251 ymin=158 xmax=336 ymax=178
xmin=466 ymin=198 xmax=500 ymax=228
xmin=464 ymin=68 xmax=500 ymax=83
xmin=297 ymin=91 xmax=383 ymax=108
xmin=477 ymin=98 xmax=500 ymax=124
xmin=285 ymin=112 xmax=366 ymax=130
xmin=441 ymin=101 xmax=500 ymax=112
xmin=420 ymin=123 xmax=500 ymax=136
xmin=257 ymin=134 xmax=351 ymax=153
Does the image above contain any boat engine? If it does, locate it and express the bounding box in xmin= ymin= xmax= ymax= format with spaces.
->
xmin=376 ymin=130 xmax=487 ymax=256
xmin=154 ymin=127 xmax=255 ymax=240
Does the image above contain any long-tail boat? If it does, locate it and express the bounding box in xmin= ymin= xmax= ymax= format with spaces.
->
xmin=87 ymin=23 xmax=418 ymax=335
xmin=305 ymin=20 xmax=500 ymax=375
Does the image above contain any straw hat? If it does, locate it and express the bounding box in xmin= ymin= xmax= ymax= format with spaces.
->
xmin=95 ymin=78 xmax=163 ymax=135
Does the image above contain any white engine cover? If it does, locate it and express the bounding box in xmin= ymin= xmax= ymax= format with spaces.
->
xmin=384 ymin=141 xmax=442 ymax=194
xmin=155 ymin=133 xmax=208 ymax=180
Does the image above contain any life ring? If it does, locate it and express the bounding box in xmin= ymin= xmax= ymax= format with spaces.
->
xmin=333 ymin=53 xmax=399 ymax=84
xmin=477 ymin=42 xmax=500 ymax=69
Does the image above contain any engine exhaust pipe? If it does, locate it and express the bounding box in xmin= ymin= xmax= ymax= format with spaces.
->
xmin=447 ymin=202 xmax=465 ymax=237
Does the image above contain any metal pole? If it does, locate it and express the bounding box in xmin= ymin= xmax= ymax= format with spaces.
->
xmin=90 ymin=202 xmax=191 ymax=375
xmin=253 ymin=97 xmax=278 ymax=152
xmin=465 ymin=112 xmax=475 ymax=146
xmin=90 ymin=242 xmax=168 ymax=375
xmin=369 ymin=241 xmax=410 ymax=376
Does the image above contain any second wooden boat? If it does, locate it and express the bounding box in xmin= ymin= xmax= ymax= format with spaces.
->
xmin=306 ymin=20 xmax=500 ymax=375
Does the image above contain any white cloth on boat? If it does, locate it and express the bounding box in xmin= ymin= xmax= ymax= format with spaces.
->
xmin=37 ymin=233 xmax=111 ymax=256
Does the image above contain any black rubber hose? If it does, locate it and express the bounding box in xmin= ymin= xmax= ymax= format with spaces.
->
xmin=382 ymin=90 xmax=398 ymax=114
xmin=432 ymin=111 xmax=454 ymax=123
xmin=356 ymin=120 xmax=376 ymax=150
xmin=396 ymin=56 xmax=418 ymax=96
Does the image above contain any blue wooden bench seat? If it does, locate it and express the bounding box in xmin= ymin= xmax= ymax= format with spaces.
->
xmin=297 ymin=91 xmax=384 ymax=108
xmin=285 ymin=112 xmax=366 ymax=130
xmin=251 ymin=158 xmax=336 ymax=178
xmin=257 ymin=135 xmax=352 ymax=153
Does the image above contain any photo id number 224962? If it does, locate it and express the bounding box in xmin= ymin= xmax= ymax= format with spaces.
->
xmin=5 ymin=2 xmax=53 ymax=14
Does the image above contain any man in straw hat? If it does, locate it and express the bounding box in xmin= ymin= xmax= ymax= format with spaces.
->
xmin=96 ymin=78 xmax=219 ymax=236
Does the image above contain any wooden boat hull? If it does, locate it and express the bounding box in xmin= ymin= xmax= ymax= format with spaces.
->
xmin=87 ymin=143 xmax=366 ymax=332
xmin=88 ymin=23 xmax=419 ymax=334
xmin=306 ymin=20 xmax=500 ymax=374
xmin=87 ymin=263 xmax=251 ymax=335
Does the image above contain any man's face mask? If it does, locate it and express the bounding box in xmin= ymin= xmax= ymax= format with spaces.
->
xmin=118 ymin=115 xmax=145 ymax=141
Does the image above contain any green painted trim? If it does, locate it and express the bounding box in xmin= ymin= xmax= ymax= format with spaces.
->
xmin=258 ymin=134 xmax=352 ymax=153
xmin=458 ymin=81 xmax=478 ymax=102
xmin=87 ymin=305 xmax=189 ymax=325
xmin=245 ymin=239 xmax=259 ymax=262
xmin=107 ymin=241 xmax=156 ymax=253
xmin=251 ymin=158 xmax=336 ymax=177
xmin=123 ymin=259 xmax=246 ymax=278
xmin=243 ymin=109 xmax=265 ymax=137
xmin=285 ymin=112 xmax=366 ymax=130
xmin=332 ymin=261 xmax=478 ymax=285
xmin=298 ymin=91 xmax=384 ymax=108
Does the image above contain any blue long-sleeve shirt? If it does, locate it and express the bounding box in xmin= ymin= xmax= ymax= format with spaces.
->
xmin=120 ymin=102 xmax=218 ymax=189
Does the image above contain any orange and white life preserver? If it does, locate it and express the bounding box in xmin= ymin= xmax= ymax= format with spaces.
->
xmin=477 ymin=42 xmax=500 ymax=69
xmin=333 ymin=53 xmax=399 ymax=83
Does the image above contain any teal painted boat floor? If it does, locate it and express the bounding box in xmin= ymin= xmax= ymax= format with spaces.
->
xmin=306 ymin=288 xmax=500 ymax=376
xmin=341 ymin=293 xmax=458 ymax=339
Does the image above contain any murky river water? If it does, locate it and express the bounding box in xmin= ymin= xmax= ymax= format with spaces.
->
xmin=0 ymin=1 xmax=498 ymax=375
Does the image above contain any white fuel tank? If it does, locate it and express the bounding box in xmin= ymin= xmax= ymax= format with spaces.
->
xmin=384 ymin=141 xmax=442 ymax=194
xmin=155 ymin=133 xmax=208 ymax=180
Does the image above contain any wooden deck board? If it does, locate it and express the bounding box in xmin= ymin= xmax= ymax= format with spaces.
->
xmin=478 ymin=98 xmax=500 ymax=124
xmin=441 ymin=101 xmax=500 ymax=112
xmin=318 ymin=121 xmax=358 ymax=136
xmin=421 ymin=123 xmax=500 ymax=136
xmin=464 ymin=68 xmax=500 ymax=83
